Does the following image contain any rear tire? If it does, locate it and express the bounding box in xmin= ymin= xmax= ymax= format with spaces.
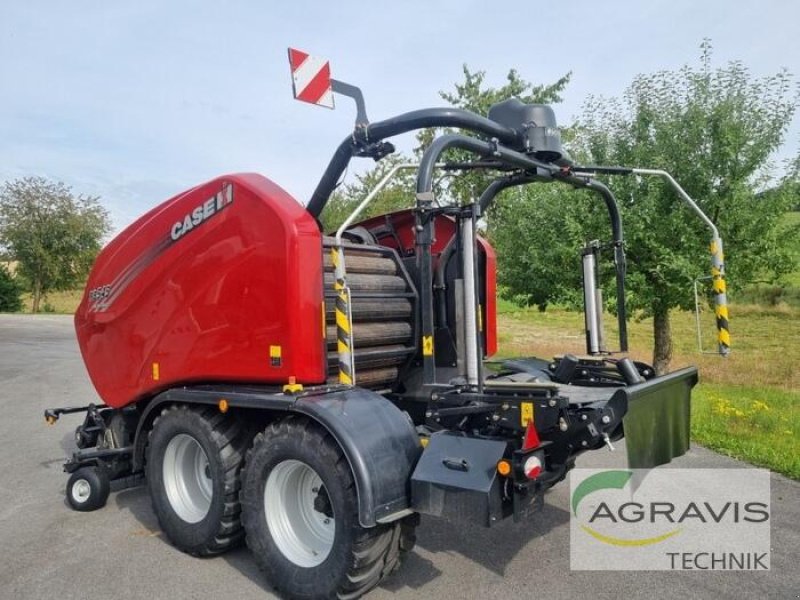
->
xmin=146 ymin=405 xmax=250 ymax=556
xmin=66 ymin=466 xmax=110 ymax=512
xmin=241 ymin=417 xmax=404 ymax=599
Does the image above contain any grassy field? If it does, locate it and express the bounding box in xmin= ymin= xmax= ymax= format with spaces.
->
xmin=19 ymin=289 xmax=84 ymax=313
xmin=496 ymin=299 xmax=799 ymax=479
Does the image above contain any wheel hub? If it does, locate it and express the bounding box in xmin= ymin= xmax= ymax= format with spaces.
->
xmin=313 ymin=486 xmax=334 ymax=519
xmin=71 ymin=479 xmax=91 ymax=503
xmin=163 ymin=433 xmax=213 ymax=523
xmin=264 ymin=459 xmax=335 ymax=567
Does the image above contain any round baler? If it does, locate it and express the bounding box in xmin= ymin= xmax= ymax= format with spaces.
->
xmin=44 ymin=61 xmax=711 ymax=599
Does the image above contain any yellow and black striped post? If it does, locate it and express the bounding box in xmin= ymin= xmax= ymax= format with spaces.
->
xmin=710 ymin=236 xmax=730 ymax=356
xmin=331 ymin=246 xmax=356 ymax=384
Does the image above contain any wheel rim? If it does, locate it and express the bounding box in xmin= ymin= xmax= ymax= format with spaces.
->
xmin=71 ymin=479 xmax=91 ymax=504
xmin=163 ymin=433 xmax=212 ymax=523
xmin=264 ymin=459 xmax=335 ymax=567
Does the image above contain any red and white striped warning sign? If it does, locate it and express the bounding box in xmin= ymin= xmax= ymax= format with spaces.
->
xmin=288 ymin=48 xmax=334 ymax=109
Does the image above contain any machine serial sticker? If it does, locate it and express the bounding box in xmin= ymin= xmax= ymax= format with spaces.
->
xmin=422 ymin=335 xmax=433 ymax=357
xmin=520 ymin=402 xmax=534 ymax=427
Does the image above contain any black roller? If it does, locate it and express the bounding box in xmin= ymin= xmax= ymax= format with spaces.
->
xmin=326 ymin=322 xmax=412 ymax=349
xmin=321 ymin=240 xmax=417 ymax=390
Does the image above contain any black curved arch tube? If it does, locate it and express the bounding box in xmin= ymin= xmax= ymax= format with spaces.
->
xmin=416 ymin=134 xmax=555 ymax=196
xmin=477 ymin=173 xmax=542 ymax=212
xmin=307 ymin=108 xmax=520 ymax=218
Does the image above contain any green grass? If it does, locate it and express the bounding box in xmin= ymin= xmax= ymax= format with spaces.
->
xmin=20 ymin=289 xmax=83 ymax=314
xmin=692 ymin=384 xmax=799 ymax=479
xmin=496 ymin=302 xmax=800 ymax=479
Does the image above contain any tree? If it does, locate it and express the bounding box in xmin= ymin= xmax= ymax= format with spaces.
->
xmin=320 ymin=155 xmax=418 ymax=232
xmin=493 ymin=41 xmax=799 ymax=373
xmin=415 ymin=66 xmax=572 ymax=205
xmin=0 ymin=264 xmax=23 ymax=312
xmin=322 ymin=66 xmax=573 ymax=230
xmin=0 ymin=177 xmax=111 ymax=312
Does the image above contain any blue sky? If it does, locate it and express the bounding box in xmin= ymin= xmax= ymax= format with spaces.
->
xmin=1 ymin=1 xmax=798 ymax=232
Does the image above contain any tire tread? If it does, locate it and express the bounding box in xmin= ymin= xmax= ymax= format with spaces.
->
xmin=146 ymin=404 xmax=251 ymax=556
xmin=241 ymin=416 xmax=411 ymax=599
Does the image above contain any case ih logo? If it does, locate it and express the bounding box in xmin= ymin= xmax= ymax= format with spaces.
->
xmin=170 ymin=182 xmax=234 ymax=241
xmin=288 ymin=48 xmax=334 ymax=108
xmin=88 ymin=182 xmax=234 ymax=313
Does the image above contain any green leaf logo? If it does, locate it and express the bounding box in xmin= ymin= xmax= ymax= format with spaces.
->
xmin=572 ymin=470 xmax=632 ymax=516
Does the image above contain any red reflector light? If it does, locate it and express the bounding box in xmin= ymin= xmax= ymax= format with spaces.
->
xmin=523 ymin=421 xmax=540 ymax=450
xmin=524 ymin=455 xmax=543 ymax=480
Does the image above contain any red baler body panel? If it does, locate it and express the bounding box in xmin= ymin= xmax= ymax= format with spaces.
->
xmin=355 ymin=210 xmax=498 ymax=357
xmin=75 ymin=174 xmax=326 ymax=409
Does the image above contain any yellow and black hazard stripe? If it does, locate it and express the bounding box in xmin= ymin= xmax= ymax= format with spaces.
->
xmin=710 ymin=238 xmax=730 ymax=356
xmin=335 ymin=289 xmax=354 ymax=385
xmin=331 ymin=247 xmax=355 ymax=384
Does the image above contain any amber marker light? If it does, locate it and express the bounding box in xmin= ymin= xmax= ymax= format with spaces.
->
xmin=496 ymin=459 xmax=512 ymax=476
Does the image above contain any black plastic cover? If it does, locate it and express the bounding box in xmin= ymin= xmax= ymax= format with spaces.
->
xmin=411 ymin=432 xmax=508 ymax=526
xmin=487 ymin=98 xmax=565 ymax=162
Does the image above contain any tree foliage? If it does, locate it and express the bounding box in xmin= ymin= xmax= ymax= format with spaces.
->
xmin=415 ymin=66 xmax=572 ymax=204
xmin=0 ymin=264 xmax=23 ymax=312
xmin=0 ymin=177 xmax=111 ymax=312
xmin=493 ymin=41 xmax=799 ymax=372
xmin=322 ymin=66 xmax=572 ymax=231
xmin=319 ymin=155 xmax=419 ymax=232
xmin=317 ymin=48 xmax=798 ymax=374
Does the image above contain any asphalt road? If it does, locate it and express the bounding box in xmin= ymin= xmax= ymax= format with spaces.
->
xmin=0 ymin=314 xmax=797 ymax=600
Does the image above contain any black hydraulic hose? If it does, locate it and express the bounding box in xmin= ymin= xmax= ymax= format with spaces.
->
xmin=307 ymin=108 xmax=520 ymax=217
xmin=435 ymin=238 xmax=456 ymax=327
xmin=587 ymin=180 xmax=628 ymax=352
xmin=307 ymin=137 xmax=354 ymax=219
xmin=368 ymin=108 xmax=518 ymax=144
xmin=585 ymin=180 xmax=623 ymax=245
xmin=553 ymin=174 xmax=623 ymax=244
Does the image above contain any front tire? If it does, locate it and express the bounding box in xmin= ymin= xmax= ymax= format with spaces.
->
xmin=66 ymin=466 xmax=110 ymax=512
xmin=241 ymin=417 xmax=403 ymax=599
xmin=146 ymin=405 xmax=249 ymax=556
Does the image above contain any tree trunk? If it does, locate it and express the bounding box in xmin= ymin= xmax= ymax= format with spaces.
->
xmin=32 ymin=280 xmax=42 ymax=313
xmin=652 ymin=307 xmax=673 ymax=376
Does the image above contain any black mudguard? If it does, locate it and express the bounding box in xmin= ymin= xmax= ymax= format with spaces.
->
xmin=293 ymin=388 xmax=422 ymax=527
xmin=132 ymin=385 xmax=421 ymax=528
